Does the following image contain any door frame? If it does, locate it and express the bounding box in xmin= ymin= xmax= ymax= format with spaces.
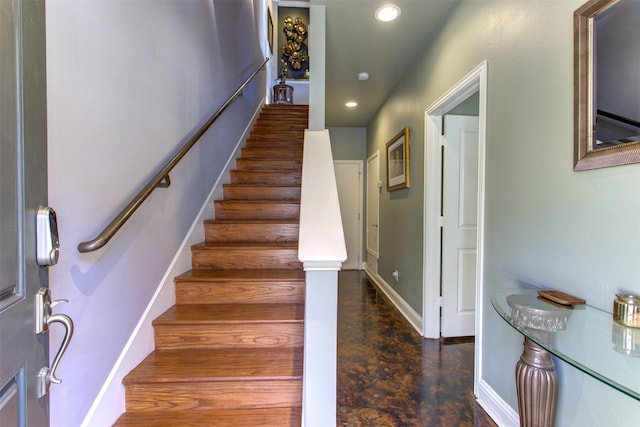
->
xmin=365 ymin=151 xmax=380 ymax=265
xmin=422 ymin=61 xmax=488 ymax=395
xmin=334 ymin=160 xmax=364 ymax=270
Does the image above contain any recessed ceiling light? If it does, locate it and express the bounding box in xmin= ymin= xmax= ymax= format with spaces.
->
xmin=345 ymin=101 xmax=358 ymax=108
xmin=357 ymin=72 xmax=370 ymax=81
xmin=375 ymin=4 xmax=401 ymax=22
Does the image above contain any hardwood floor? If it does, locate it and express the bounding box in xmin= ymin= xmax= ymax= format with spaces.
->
xmin=337 ymin=270 xmax=497 ymax=427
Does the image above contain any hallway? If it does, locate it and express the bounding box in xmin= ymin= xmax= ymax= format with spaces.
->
xmin=337 ymin=270 xmax=497 ymax=426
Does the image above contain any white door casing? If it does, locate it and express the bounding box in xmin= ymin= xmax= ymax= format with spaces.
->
xmin=441 ymin=115 xmax=479 ymax=337
xmin=366 ymin=152 xmax=380 ymax=272
xmin=334 ymin=161 xmax=363 ymax=270
xmin=1 ymin=0 xmax=50 ymax=425
xmin=423 ymin=61 xmax=487 ymax=397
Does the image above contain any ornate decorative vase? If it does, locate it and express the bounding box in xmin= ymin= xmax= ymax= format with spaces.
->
xmin=273 ymin=84 xmax=293 ymax=104
xmin=613 ymin=293 xmax=640 ymax=328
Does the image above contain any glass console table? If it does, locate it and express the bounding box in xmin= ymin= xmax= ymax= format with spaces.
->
xmin=491 ymin=289 xmax=640 ymax=427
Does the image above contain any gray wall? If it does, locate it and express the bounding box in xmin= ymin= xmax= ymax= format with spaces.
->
xmin=368 ymin=0 xmax=640 ymax=424
xmin=329 ymin=127 xmax=367 ymax=160
xmin=46 ymin=1 xmax=266 ymax=425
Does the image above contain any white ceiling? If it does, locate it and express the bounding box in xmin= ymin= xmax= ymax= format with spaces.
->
xmin=307 ymin=0 xmax=459 ymax=127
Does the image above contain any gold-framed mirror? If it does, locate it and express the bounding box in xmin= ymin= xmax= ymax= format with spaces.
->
xmin=574 ymin=0 xmax=640 ymax=170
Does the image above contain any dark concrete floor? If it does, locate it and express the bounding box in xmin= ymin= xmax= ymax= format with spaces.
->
xmin=337 ymin=270 xmax=497 ymax=427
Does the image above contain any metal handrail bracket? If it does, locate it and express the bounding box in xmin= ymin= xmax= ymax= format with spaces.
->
xmin=77 ymin=58 xmax=269 ymax=253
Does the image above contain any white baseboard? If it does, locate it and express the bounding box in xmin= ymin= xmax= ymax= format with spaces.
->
xmin=80 ymin=100 xmax=265 ymax=427
xmin=476 ymin=379 xmax=519 ymax=427
xmin=363 ymin=265 xmax=423 ymax=335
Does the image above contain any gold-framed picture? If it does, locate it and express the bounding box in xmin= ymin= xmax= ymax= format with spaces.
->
xmin=386 ymin=127 xmax=410 ymax=191
xmin=268 ymin=8 xmax=274 ymax=54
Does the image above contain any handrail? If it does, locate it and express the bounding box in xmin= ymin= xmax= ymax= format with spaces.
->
xmin=78 ymin=57 xmax=269 ymax=253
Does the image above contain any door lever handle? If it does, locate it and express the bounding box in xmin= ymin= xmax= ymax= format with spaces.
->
xmin=35 ymin=288 xmax=74 ymax=397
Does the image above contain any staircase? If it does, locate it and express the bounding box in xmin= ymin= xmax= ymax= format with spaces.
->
xmin=113 ymin=104 xmax=309 ymax=427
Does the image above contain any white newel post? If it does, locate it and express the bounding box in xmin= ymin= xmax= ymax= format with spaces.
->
xmin=302 ymin=269 xmax=339 ymax=426
xmin=298 ymin=130 xmax=346 ymax=427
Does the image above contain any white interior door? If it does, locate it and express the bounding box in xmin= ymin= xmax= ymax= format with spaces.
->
xmin=366 ymin=152 xmax=380 ymax=273
xmin=334 ymin=161 xmax=363 ymax=270
xmin=441 ymin=115 xmax=479 ymax=337
xmin=1 ymin=1 xmax=52 ymax=425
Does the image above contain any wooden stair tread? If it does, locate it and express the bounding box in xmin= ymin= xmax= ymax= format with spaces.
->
xmin=175 ymin=269 xmax=305 ymax=282
xmin=262 ymin=105 xmax=308 ymax=109
xmin=250 ymin=132 xmax=305 ymax=135
xmin=191 ymin=242 xmax=301 ymax=270
xmin=235 ymin=158 xmax=302 ymax=164
xmin=247 ymin=137 xmax=302 ymax=141
xmin=249 ymin=130 xmax=304 ymax=134
xmin=249 ymin=133 xmax=305 ymax=138
xmin=238 ymin=158 xmax=302 ymax=163
xmin=247 ymin=137 xmax=304 ymax=142
xmin=243 ymin=143 xmax=303 ymax=150
xmin=174 ymin=270 xmax=305 ymax=305
xmin=123 ymin=348 xmax=303 ymax=384
xmin=154 ymin=303 xmax=304 ymax=324
xmin=261 ymin=111 xmax=307 ymax=115
xmin=231 ymin=168 xmax=302 ymax=173
xmin=260 ymin=113 xmax=307 ymax=115
xmin=204 ymin=219 xmax=299 ymax=225
xmin=254 ymin=123 xmax=305 ymax=126
xmin=231 ymin=169 xmax=302 ymax=173
xmin=242 ymin=147 xmax=303 ymax=152
xmin=252 ymin=122 xmax=306 ymax=126
xmin=257 ymin=113 xmax=307 ymax=116
xmin=233 ymin=163 xmax=301 ymax=169
xmin=193 ymin=241 xmax=298 ymax=249
xmin=245 ymin=136 xmax=303 ymax=141
xmin=252 ymin=126 xmax=306 ymax=130
xmin=252 ymin=128 xmax=306 ymax=132
xmin=256 ymin=112 xmax=307 ymax=116
xmin=259 ymin=111 xmax=307 ymax=114
xmin=248 ymin=130 xmax=305 ymax=134
xmin=214 ymin=200 xmax=301 ymax=217
xmin=216 ymin=200 xmax=300 ymax=205
xmin=204 ymin=221 xmax=298 ymax=243
xmin=113 ymin=408 xmax=302 ymax=426
xmin=222 ymin=184 xmax=301 ymax=189
xmin=229 ymin=171 xmax=302 ymax=185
